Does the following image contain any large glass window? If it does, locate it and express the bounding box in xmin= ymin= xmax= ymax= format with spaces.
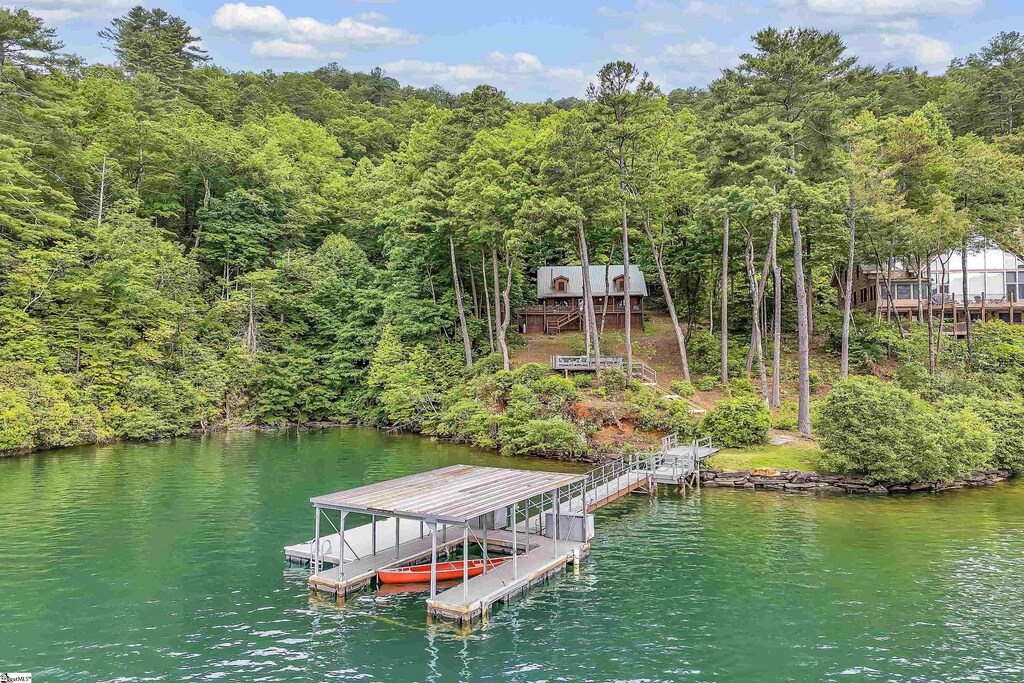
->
xmin=949 ymin=273 xmax=963 ymax=299
xmin=967 ymin=250 xmax=987 ymax=269
xmin=896 ymin=284 xmax=913 ymax=299
xmin=968 ymin=273 xmax=985 ymax=299
xmin=1005 ymin=252 xmax=1019 ymax=268
xmin=987 ymin=272 xmax=1005 ymax=299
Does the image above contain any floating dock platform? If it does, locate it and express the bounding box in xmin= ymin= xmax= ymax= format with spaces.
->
xmin=285 ymin=434 xmax=716 ymax=624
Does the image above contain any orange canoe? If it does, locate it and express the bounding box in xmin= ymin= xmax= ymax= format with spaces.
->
xmin=378 ymin=557 xmax=511 ymax=584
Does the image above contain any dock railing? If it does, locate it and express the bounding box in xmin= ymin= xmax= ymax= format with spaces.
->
xmin=580 ymin=451 xmax=652 ymax=511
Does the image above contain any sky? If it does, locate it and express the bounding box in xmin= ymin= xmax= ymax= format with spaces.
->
xmin=7 ymin=0 xmax=1022 ymax=100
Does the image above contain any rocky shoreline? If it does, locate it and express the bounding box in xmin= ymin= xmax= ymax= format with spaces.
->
xmin=700 ymin=467 xmax=1014 ymax=494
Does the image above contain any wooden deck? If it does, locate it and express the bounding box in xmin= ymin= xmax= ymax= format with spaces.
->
xmin=427 ymin=534 xmax=587 ymax=623
xmin=308 ymin=528 xmax=538 ymax=598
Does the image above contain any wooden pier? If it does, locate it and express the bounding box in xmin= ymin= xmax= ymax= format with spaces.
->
xmin=286 ymin=434 xmax=716 ymax=624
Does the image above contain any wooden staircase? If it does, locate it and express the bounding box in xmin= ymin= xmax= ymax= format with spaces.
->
xmin=549 ymin=308 xmax=582 ymax=331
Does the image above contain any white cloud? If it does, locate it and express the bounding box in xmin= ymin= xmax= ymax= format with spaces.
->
xmin=381 ymin=51 xmax=587 ymax=97
xmin=648 ymin=39 xmax=728 ymax=67
xmin=355 ymin=11 xmax=387 ymax=23
xmin=250 ymin=38 xmax=344 ymax=60
xmin=805 ymin=0 xmax=980 ymax=16
xmin=644 ymin=39 xmax=737 ymax=83
xmin=875 ymin=32 xmax=954 ymax=67
xmin=210 ymin=3 xmax=417 ymax=47
xmin=488 ymin=51 xmax=544 ymax=74
xmin=13 ymin=0 xmax=132 ymax=23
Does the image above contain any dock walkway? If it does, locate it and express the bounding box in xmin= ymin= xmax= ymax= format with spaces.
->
xmin=427 ymin=534 xmax=586 ymax=622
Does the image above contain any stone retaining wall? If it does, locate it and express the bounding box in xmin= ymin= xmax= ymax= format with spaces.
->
xmin=699 ymin=468 xmax=1013 ymax=494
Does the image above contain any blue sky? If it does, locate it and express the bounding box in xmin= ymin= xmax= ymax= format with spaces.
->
xmin=9 ymin=0 xmax=1021 ymax=100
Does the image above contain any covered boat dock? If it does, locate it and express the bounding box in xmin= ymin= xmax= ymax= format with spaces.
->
xmin=300 ymin=464 xmax=592 ymax=623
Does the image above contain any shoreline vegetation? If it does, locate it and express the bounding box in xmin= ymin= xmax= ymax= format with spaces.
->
xmin=3 ymin=8 xmax=1024 ymax=491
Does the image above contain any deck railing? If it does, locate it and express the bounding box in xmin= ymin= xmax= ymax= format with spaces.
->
xmin=550 ymin=355 xmax=624 ymax=371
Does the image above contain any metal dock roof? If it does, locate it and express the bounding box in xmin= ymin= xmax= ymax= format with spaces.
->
xmin=310 ymin=464 xmax=587 ymax=524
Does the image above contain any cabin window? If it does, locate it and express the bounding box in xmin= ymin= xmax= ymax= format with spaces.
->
xmin=613 ymin=275 xmax=624 ymax=292
xmin=553 ymin=276 xmax=568 ymax=293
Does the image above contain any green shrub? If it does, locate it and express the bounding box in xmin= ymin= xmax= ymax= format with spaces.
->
xmin=471 ymin=353 xmax=506 ymax=377
xmin=501 ymin=417 xmax=585 ymax=457
xmin=687 ymin=330 xmax=719 ymax=374
xmin=771 ymin=401 xmax=799 ymax=432
xmin=429 ymin=397 xmax=496 ymax=448
xmin=669 ymin=380 xmax=695 ymax=398
xmin=571 ymin=373 xmax=595 ymax=389
xmin=625 ymin=387 xmax=671 ymax=431
xmin=666 ymin=401 xmax=699 ymax=438
xmin=598 ymin=368 xmax=627 ymax=392
xmin=534 ymin=376 xmax=580 ymax=411
xmin=823 ymin=313 xmax=900 ymax=368
xmin=728 ymin=378 xmax=758 ymax=397
xmin=937 ymin=396 xmax=1024 ymax=474
xmin=695 ymin=377 xmax=717 ymax=391
xmin=813 ymin=377 xmax=995 ymax=483
xmin=700 ymin=397 xmax=770 ymax=447
xmin=807 ymin=370 xmax=824 ymax=393
xmin=511 ymin=362 xmax=549 ymax=386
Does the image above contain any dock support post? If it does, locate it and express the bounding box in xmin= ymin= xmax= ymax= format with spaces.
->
xmin=371 ymin=514 xmax=376 ymax=556
xmin=463 ymin=525 xmax=470 ymax=603
xmin=481 ymin=516 xmax=489 ymax=575
xmin=396 ymin=517 xmax=401 ymax=559
xmin=428 ymin=522 xmax=438 ymax=598
xmin=313 ymin=505 xmax=321 ymax=574
xmin=339 ymin=511 xmax=347 ymax=580
xmin=524 ymin=499 xmax=530 ymax=553
xmin=552 ymin=489 xmax=560 ymax=558
xmin=512 ymin=503 xmax=518 ymax=580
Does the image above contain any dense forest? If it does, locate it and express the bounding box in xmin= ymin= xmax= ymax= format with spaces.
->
xmin=3 ymin=6 xmax=1024 ymax=477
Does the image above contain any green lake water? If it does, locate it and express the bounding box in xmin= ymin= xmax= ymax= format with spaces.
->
xmin=1 ymin=429 xmax=1023 ymax=682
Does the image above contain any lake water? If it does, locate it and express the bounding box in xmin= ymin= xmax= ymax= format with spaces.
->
xmin=1 ymin=429 xmax=1022 ymax=682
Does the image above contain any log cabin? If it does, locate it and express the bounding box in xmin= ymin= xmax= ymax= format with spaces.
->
xmin=517 ymin=265 xmax=648 ymax=334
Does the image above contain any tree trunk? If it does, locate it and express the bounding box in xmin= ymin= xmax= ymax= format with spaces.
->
xmin=601 ymin=247 xmax=613 ymax=333
xmin=937 ymin=257 xmax=948 ymax=355
xmin=245 ymin=286 xmax=258 ymax=357
xmin=961 ymin=236 xmax=973 ymax=357
xmin=916 ymin=257 xmax=924 ymax=324
xmin=577 ymin=219 xmax=602 ymax=380
xmin=492 ymin=248 xmax=509 ymax=370
xmin=791 ymin=203 xmax=812 ymax=436
xmin=840 ymin=188 xmax=856 ymax=379
xmin=720 ymin=214 xmax=730 ymax=385
xmin=926 ymin=255 xmax=935 ymax=374
xmin=805 ymin=232 xmax=814 ymax=337
xmin=771 ymin=216 xmax=782 ymax=408
xmin=449 ymin=236 xmax=473 ymax=368
xmin=621 ymin=200 xmax=633 ymax=381
xmin=743 ymin=229 xmax=769 ymax=403
xmin=97 ymin=155 xmax=106 ymax=228
xmin=469 ymin=265 xmax=479 ymax=318
xmin=745 ymin=224 xmax=776 ymax=375
xmin=642 ymin=218 xmax=690 ymax=380
xmin=481 ymin=252 xmax=494 ymax=353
